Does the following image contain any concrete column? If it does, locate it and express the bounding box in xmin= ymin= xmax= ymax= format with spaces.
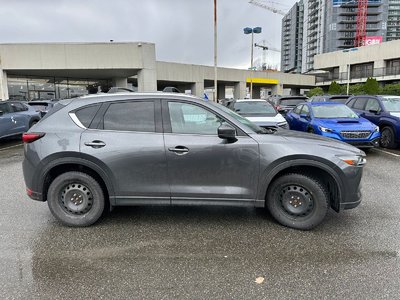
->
xmin=217 ymin=84 xmax=225 ymax=100
xmin=234 ymin=81 xmax=246 ymax=99
xmin=137 ymin=69 xmax=157 ymax=92
xmin=112 ymin=77 xmax=128 ymax=88
xmin=290 ymin=88 xmax=301 ymax=95
xmin=272 ymin=84 xmax=283 ymax=95
xmin=191 ymin=81 xmax=204 ymax=97
xmin=251 ymin=86 xmax=261 ymax=99
xmin=0 ymin=70 xmax=8 ymax=100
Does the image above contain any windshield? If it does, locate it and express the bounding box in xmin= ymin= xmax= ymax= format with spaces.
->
xmin=209 ymin=101 xmax=264 ymax=133
xmin=280 ymin=99 xmax=306 ymax=106
xmin=381 ymin=97 xmax=400 ymax=112
xmin=233 ymin=101 xmax=276 ymax=114
xmin=313 ymin=104 xmax=359 ymax=119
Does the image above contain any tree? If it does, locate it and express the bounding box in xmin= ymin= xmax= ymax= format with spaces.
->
xmin=328 ymin=81 xmax=342 ymax=95
xmin=307 ymin=87 xmax=324 ymax=97
xmin=348 ymin=84 xmax=365 ymax=95
xmin=382 ymin=83 xmax=400 ymax=95
xmin=364 ymin=77 xmax=380 ymax=95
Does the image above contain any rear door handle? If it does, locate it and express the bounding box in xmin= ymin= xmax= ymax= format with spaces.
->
xmin=84 ymin=140 xmax=106 ymax=148
xmin=168 ymin=146 xmax=189 ymax=155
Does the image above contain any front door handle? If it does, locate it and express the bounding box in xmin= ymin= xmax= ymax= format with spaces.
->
xmin=84 ymin=140 xmax=106 ymax=148
xmin=168 ymin=146 xmax=189 ymax=155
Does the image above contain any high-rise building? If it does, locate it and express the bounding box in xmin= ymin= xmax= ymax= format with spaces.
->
xmin=281 ymin=0 xmax=304 ymax=73
xmin=281 ymin=0 xmax=400 ymax=73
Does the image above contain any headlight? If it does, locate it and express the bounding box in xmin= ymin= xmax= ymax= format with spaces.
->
xmin=277 ymin=121 xmax=288 ymax=127
xmin=337 ymin=155 xmax=366 ymax=166
xmin=374 ymin=126 xmax=379 ymax=132
xmin=318 ymin=126 xmax=333 ymax=133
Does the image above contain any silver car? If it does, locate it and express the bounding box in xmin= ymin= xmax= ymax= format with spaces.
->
xmin=23 ymin=93 xmax=365 ymax=230
xmin=226 ymin=99 xmax=288 ymax=129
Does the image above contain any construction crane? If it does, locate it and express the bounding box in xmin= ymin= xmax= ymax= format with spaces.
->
xmin=254 ymin=40 xmax=281 ymax=70
xmin=248 ymin=0 xmax=286 ymax=16
xmin=355 ymin=0 xmax=368 ymax=47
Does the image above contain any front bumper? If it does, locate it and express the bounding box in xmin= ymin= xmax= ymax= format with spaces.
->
xmin=320 ymin=131 xmax=380 ymax=148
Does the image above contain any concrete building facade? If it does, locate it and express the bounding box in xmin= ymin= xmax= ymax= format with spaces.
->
xmin=282 ymin=0 xmax=400 ymax=73
xmin=314 ymin=39 xmax=400 ymax=86
xmin=0 ymin=42 xmax=315 ymax=101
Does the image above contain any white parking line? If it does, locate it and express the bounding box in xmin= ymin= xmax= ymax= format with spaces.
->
xmin=0 ymin=143 xmax=23 ymax=151
xmin=372 ymin=148 xmax=400 ymax=157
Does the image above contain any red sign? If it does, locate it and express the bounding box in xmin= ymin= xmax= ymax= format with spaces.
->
xmin=364 ymin=36 xmax=383 ymax=46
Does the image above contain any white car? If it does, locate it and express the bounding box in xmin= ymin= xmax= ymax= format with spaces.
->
xmin=226 ymin=99 xmax=288 ymax=129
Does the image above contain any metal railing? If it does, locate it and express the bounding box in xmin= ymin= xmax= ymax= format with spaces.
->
xmin=315 ymin=67 xmax=400 ymax=83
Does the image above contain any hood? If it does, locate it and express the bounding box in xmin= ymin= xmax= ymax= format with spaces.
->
xmin=315 ymin=117 xmax=376 ymax=131
xmin=253 ymin=129 xmax=363 ymax=155
xmin=246 ymin=114 xmax=286 ymax=125
xmin=390 ymin=112 xmax=400 ymax=118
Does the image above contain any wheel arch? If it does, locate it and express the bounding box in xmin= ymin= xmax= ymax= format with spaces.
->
xmin=37 ymin=153 xmax=116 ymax=206
xmin=258 ymin=158 xmax=344 ymax=212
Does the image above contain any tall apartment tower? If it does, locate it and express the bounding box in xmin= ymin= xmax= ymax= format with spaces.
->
xmin=281 ymin=0 xmax=400 ymax=73
xmin=281 ymin=0 xmax=304 ymax=73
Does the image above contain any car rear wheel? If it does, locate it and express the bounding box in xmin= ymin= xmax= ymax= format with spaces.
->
xmin=380 ymin=127 xmax=398 ymax=149
xmin=29 ymin=120 xmax=38 ymax=128
xmin=47 ymin=171 xmax=105 ymax=227
xmin=266 ymin=173 xmax=329 ymax=230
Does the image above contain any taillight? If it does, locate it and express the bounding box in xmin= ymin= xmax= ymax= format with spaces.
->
xmin=22 ymin=133 xmax=45 ymax=143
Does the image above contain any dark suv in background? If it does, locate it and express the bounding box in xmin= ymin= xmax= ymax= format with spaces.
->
xmin=309 ymin=95 xmax=351 ymax=104
xmin=346 ymin=95 xmax=400 ymax=148
xmin=23 ymin=93 xmax=365 ymax=230
xmin=272 ymin=96 xmax=308 ymax=115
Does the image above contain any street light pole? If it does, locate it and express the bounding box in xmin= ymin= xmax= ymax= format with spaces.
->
xmin=250 ymin=31 xmax=254 ymax=99
xmin=243 ymin=27 xmax=262 ymax=99
xmin=343 ymin=48 xmax=358 ymax=95
xmin=213 ymin=0 xmax=218 ymax=102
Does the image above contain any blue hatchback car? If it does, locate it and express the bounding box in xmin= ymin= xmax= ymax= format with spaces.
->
xmin=0 ymin=101 xmax=41 ymax=140
xmin=346 ymin=95 xmax=400 ymax=149
xmin=286 ymin=102 xmax=380 ymax=148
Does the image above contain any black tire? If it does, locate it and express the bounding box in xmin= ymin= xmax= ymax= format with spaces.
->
xmin=266 ymin=173 xmax=329 ymax=230
xmin=380 ymin=126 xmax=398 ymax=149
xmin=47 ymin=171 xmax=105 ymax=227
xmin=29 ymin=119 xmax=38 ymax=128
xmin=307 ymin=127 xmax=315 ymax=134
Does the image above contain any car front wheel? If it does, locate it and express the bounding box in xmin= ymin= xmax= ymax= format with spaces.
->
xmin=47 ymin=171 xmax=105 ymax=227
xmin=266 ymin=173 xmax=329 ymax=230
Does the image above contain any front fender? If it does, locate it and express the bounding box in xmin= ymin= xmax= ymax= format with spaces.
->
xmin=256 ymin=156 xmax=344 ymax=210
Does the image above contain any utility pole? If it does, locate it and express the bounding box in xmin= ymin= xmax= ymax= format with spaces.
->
xmin=213 ymin=0 xmax=218 ymax=102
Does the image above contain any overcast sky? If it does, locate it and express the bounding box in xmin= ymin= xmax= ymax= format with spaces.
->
xmin=0 ymin=0 xmax=297 ymax=69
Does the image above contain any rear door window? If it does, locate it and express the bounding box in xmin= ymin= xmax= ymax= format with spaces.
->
xmin=353 ymin=98 xmax=367 ymax=110
xmin=9 ymin=102 xmax=28 ymax=112
xmin=103 ymin=101 xmax=155 ymax=132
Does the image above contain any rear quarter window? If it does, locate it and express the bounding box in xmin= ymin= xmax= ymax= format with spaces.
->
xmin=75 ymin=104 xmax=101 ymax=128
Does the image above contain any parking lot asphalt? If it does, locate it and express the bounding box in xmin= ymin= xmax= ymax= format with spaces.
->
xmin=0 ymin=140 xmax=399 ymax=300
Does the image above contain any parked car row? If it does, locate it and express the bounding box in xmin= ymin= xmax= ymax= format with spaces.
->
xmin=0 ymin=101 xmax=41 ymax=140
xmin=223 ymin=95 xmax=400 ymax=149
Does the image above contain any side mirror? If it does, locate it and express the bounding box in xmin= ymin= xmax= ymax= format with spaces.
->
xmin=218 ymin=123 xmax=237 ymax=141
xmin=369 ymin=109 xmax=380 ymax=115
xmin=300 ymin=113 xmax=310 ymax=119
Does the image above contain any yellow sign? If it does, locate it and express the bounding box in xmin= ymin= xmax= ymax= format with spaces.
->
xmin=246 ymin=78 xmax=279 ymax=85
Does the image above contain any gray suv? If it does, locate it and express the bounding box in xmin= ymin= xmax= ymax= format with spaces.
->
xmin=23 ymin=93 xmax=365 ymax=230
